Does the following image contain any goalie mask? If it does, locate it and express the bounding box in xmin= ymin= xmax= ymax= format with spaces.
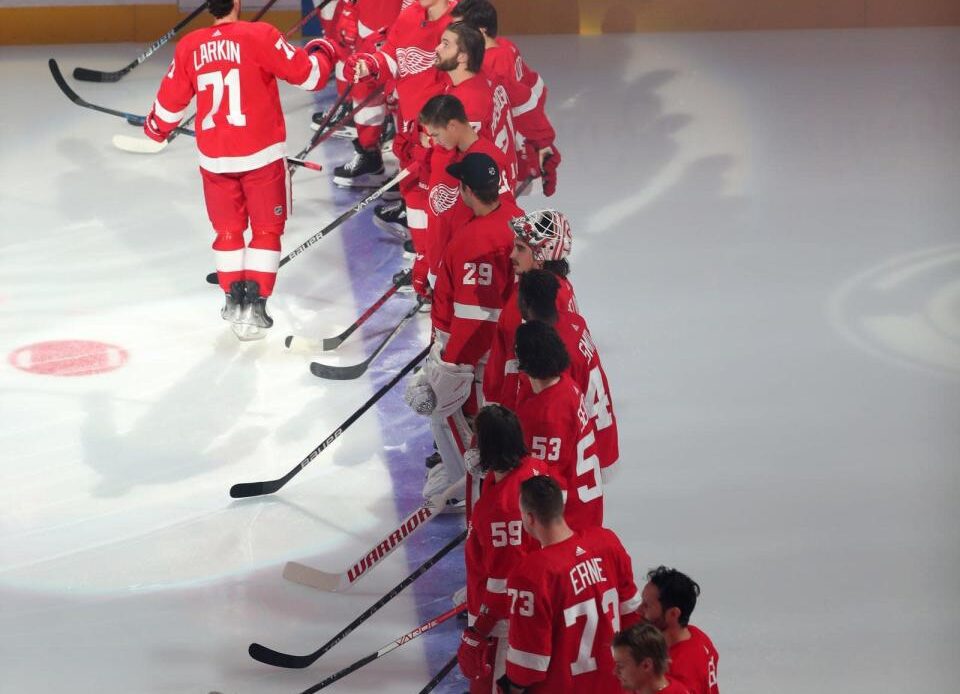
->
xmin=509 ymin=209 xmax=572 ymax=264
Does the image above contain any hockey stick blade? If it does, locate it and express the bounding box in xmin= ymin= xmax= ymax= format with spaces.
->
xmin=229 ymin=344 xmax=429 ymax=498
xmin=112 ymin=134 xmax=167 ymax=154
xmin=319 ymin=270 xmax=410 ymax=352
xmin=248 ymin=529 xmax=466 ymax=669
xmin=298 ymin=604 xmax=465 ymax=693
xmin=308 ymin=298 xmax=420 ymax=380
xmin=281 ymin=479 xmax=462 ymax=593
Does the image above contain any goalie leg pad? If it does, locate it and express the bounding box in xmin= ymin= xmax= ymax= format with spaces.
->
xmin=430 ymin=408 xmax=472 ymax=485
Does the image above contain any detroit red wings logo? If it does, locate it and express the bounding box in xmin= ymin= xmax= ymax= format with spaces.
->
xmin=429 ymin=183 xmax=460 ymax=216
xmin=396 ymin=46 xmax=435 ymax=78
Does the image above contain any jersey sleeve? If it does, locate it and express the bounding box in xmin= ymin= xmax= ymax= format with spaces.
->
xmin=442 ymin=239 xmax=514 ymax=367
xmin=481 ymin=317 xmax=509 ymax=405
xmin=258 ymin=25 xmax=330 ymax=91
xmin=605 ymin=529 xmax=642 ymax=629
xmin=478 ymin=513 xmax=530 ymax=629
xmin=505 ymin=567 xmax=554 ymax=688
xmin=151 ymin=43 xmax=196 ymax=134
xmin=489 ymin=51 xmax=555 ymax=150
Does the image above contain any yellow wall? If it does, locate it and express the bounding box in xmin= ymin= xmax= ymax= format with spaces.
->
xmin=2 ymin=0 xmax=959 ymax=45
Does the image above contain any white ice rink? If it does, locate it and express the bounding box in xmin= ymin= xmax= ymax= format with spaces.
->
xmin=2 ymin=26 xmax=959 ymax=693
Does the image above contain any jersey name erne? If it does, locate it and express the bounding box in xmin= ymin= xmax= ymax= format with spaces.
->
xmin=193 ymin=39 xmax=241 ymax=71
xmin=570 ymin=555 xmax=606 ymax=596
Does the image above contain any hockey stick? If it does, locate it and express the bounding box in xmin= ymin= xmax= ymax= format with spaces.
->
xmin=309 ymin=297 xmax=422 ymax=380
xmin=229 ymin=343 xmax=429 ymax=498
xmin=293 ymin=85 xmax=385 ymax=164
xmin=248 ymin=529 xmax=467 ymax=669
xmin=204 ymin=164 xmax=417 ymax=284
xmin=282 ymin=478 xmax=465 ymax=592
xmin=418 ymin=655 xmax=459 ymax=694
xmin=299 ymin=604 xmax=466 ymax=692
xmin=285 ymin=269 xmax=411 ymax=352
xmin=292 ymin=83 xmax=355 ymax=165
xmin=71 ymin=1 xmax=212 ymax=82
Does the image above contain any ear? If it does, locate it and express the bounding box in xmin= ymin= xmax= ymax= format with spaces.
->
xmin=666 ymin=606 xmax=682 ymax=625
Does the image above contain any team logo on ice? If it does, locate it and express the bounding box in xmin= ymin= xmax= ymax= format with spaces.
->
xmin=828 ymin=243 xmax=960 ymax=378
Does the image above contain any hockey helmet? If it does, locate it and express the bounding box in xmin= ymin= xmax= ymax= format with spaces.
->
xmin=509 ymin=209 xmax=572 ymax=264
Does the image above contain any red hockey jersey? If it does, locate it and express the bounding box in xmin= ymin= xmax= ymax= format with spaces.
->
xmin=482 ymin=275 xmax=577 ymax=409
xmin=150 ymin=21 xmax=329 ymax=173
xmin=431 ymin=199 xmax=522 ymax=366
xmin=669 ymin=625 xmax=720 ymax=694
xmin=504 ymin=526 xmax=641 ymax=693
xmin=372 ymin=1 xmax=453 ymax=123
xmin=555 ymin=311 xmax=619 ymax=469
xmin=482 ymin=39 xmax=554 ymax=150
xmin=464 ymin=456 xmax=547 ymax=635
xmin=514 ymin=373 xmax=603 ymax=531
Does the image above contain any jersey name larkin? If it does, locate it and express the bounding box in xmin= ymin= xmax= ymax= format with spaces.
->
xmin=570 ymin=556 xmax=606 ymax=596
xmin=194 ymin=40 xmax=241 ymax=71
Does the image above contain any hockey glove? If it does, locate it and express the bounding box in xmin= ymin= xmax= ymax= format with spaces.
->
xmin=143 ymin=109 xmax=167 ymax=143
xmin=464 ymin=447 xmax=483 ymax=476
xmin=335 ymin=1 xmax=359 ymax=50
xmin=424 ymin=343 xmax=474 ymax=417
xmin=457 ymin=627 xmax=492 ymax=680
xmin=343 ymin=52 xmax=380 ymax=84
xmin=540 ymin=146 xmax=561 ymax=197
xmin=403 ymin=371 xmax=436 ymax=416
xmin=517 ymin=141 xmax=542 ymax=185
xmin=411 ymin=254 xmax=432 ymax=300
xmin=304 ymin=37 xmax=341 ymax=66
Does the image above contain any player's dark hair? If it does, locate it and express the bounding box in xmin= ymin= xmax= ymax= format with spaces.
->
xmin=520 ymin=475 xmax=564 ymax=524
xmin=612 ymin=624 xmax=669 ymax=675
xmin=646 ymin=566 xmax=701 ymax=627
xmin=445 ymin=22 xmax=485 ymax=73
xmin=208 ymin=0 xmax=235 ymax=19
xmin=451 ymin=0 xmax=499 ymax=38
xmin=464 ymin=181 xmax=500 ymax=205
xmin=515 ymin=321 xmax=569 ymax=379
xmin=543 ymin=258 xmax=571 ymax=279
xmin=419 ymin=94 xmax=469 ymax=127
xmin=475 ymin=405 xmax=527 ymax=473
xmin=518 ymin=269 xmax=559 ymax=323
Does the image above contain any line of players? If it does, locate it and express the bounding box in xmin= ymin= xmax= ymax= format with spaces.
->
xmin=315 ymin=2 xmax=722 ymax=693
xmin=140 ymin=0 xmax=721 ymax=689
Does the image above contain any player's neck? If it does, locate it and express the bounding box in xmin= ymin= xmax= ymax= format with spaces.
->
xmin=457 ymin=128 xmax=479 ymax=152
xmin=426 ymin=1 xmax=450 ymax=21
xmin=446 ymin=67 xmax=475 ymax=87
xmin=538 ymin=522 xmax=573 ymax=547
xmin=641 ymin=675 xmax=671 ymax=693
xmin=214 ymin=11 xmax=239 ymax=25
xmin=529 ymin=375 xmax=560 ymax=394
xmin=663 ymin=624 xmax=691 ymax=647
xmin=472 ymin=199 xmax=500 ymax=217
xmin=484 ymin=35 xmax=497 ymax=49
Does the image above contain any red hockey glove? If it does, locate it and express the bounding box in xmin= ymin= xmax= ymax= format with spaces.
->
xmin=540 ymin=145 xmax=561 ymax=197
xmin=412 ymin=254 xmax=432 ymax=300
xmin=304 ymin=37 xmax=341 ymax=66
xmin=335 ymin=1 xmax=359 ymax=49
xmin=143 ymin=109 xmax=167 ymax=143
xmin=517 ymin=141 xmax=542 ymax=184
xmin=457 ymin=627 xmax=492 ymax=680
xmin=343 ymin=52 xmax=380 ymax=84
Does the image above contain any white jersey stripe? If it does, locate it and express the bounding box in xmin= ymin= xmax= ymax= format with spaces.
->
xmin=295 ymin=55 xmax=322 ymax=91
xmin=383 ymin=52 xmax=398 ymax=78
xmin=354 ymin=104 xmax=386 ymax=125
xmin=199 ymin=141 xmax=286 ymax=174
xmin=504 ymin=359 xmax=519 ymax=374
xmin=507 ymin=646 xmax=550 ymax=672
xmin=214 ymin=248 xmax=245 ymax=272
xmin=512 ymin=75 xmax=545 ymax=118
xmin=620 ymin=590 xmax=642 ymax=616
xmin=486 ymin=577 xmax=508 ymax=594
xmin=406 ymin=207 xmax=428 ymax=229
xmin=245 ymin=247 xmax=281 ymax=273
xmin=153 ymin=99 xmax=186 ymax=124
xmin=454 ymin=303 xmax=501 ymax=322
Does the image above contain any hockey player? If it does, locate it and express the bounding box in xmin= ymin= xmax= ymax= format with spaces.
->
xmin=143 ymin=0 xmax=335 ymax=339
xmin=518 ymin=269 xmax=619 ymax=472
xmin=403 ymin=152 xmax=522 ymax=507
xmin=450 ymin=0 xmax=560 ymax=195
xmin=457 ymin=405 xmax=548 ymax=693
xmin=312 ymin=0 xmax=405 ymax=189
xmin=499 ymin=475 xmax=642 ymax=694
xmin=483 ymin=209 xmax=576 ymax=410
xmin=419 ymin=94 xmax=516 ymax=296
xmin=513 ymin=320 xmax=603 ymax=530
xmin=639 ymin=567 xmax=720 ymax=694
xmin=613 ymin=623 xmax=693 ymax=694
xmin=343 ymin=0 xmax=456 ymax=296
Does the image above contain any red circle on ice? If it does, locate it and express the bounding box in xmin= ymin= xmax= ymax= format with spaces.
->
xmin=8 ymin=340 xmax=129 ymax=376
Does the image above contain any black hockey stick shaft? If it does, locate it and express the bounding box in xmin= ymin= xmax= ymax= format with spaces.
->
xmin=229 ymin=343 xmax=429 ymax=498
xmin=248 ymin=529 xmax=467 ymax=669
xmin=294 ymin=85 xmax=384 ymax=163
xmin=309 ymin=297 xmax=422 ymax=380
xmin=299 ymin=604 xmax=465 ymax=692
xmin=323 ymin=269 xmax=410 ymax=351
xmin=418 ymin=655 xmax=459 ymax=694
xmin=293 ymin=83 xmax=355 ymax=162
xmin=72 ymin=1 xmax=211 ymax=82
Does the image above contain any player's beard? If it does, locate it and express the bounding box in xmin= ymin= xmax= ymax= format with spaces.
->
xmin=435 ymin=55 xmax=459 ymax=72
